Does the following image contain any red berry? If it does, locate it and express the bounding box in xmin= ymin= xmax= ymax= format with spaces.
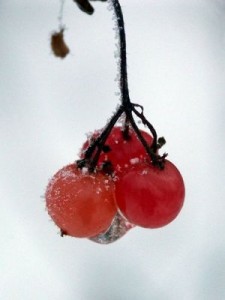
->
xmin=45 ymin=164 xmax=117 ymax=238
xmin=115 ymin=160 xmax=185 ymax=228
xmin=80 ymin=126 xmax=153 ymax=173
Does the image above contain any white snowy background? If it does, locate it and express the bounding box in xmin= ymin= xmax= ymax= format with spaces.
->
xmin=1 ymin=0 xmax=225 ymax=299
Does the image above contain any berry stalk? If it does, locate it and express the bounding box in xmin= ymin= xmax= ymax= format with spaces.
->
xmin=78 ymin=0 xmax=165 ymax=172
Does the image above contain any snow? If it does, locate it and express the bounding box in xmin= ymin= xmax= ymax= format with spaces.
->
xmin=130 ymin=157 xmax=140 ymax=165
xmin=81 ymin=167 xmax=89 ymax=175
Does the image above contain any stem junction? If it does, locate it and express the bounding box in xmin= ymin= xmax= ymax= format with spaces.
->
xmin=77 ymin=0 xmax=167 ymax=172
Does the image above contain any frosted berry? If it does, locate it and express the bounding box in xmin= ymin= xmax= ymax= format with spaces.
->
xmin=46 ymin=164 xmax=117 ymax=238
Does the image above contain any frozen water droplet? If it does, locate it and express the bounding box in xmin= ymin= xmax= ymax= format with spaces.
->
xmin=114 ymin=74 xmax=119 ymax=82
xmin=89 ymin=212 xmax=134 ymax=244
xmin=114 ymin=50 xmax=119 ymax=58
xmin=107 ymin=0 xmax=113 ymax=11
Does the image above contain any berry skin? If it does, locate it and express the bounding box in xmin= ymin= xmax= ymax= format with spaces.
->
xmin=81 ymin=126 xmax=153 ymax=173
xmin=115 ymin=160 xmax=185 ymax=228
xmin=45 ymin=164 xmax=117 ymax=238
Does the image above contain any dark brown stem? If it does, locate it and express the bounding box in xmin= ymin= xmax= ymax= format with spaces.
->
xmin=76 ymin=0 xmax=166 ymax=171
xmin=111 ymin=0 xmax=130 ymax=106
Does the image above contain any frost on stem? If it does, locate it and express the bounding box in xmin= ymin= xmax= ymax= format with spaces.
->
xmin=75 ymin=0 xmax=167 ymax=171
xmin=49 ymin=0 xmax=166 ymax=171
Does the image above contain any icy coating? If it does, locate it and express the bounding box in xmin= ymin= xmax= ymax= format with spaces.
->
xmin=46 ymin=164 xmax=118 ymax=238
xmin=107 ymin=0 xmax=122 ymax=101
xmin=46 ymin=166 xmax=77 ymax=196
xmin=89 ymin=212 xmax=135 ymax=244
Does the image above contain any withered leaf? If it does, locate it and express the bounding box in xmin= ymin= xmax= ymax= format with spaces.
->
xmin=51 ymin=28 xmax=70 ymax=59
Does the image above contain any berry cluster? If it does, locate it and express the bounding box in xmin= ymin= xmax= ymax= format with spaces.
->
xmin=46 ymin=0 xmax=185 ymax=244
xmin=46 ymin=124 xmax=185 ymax=243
